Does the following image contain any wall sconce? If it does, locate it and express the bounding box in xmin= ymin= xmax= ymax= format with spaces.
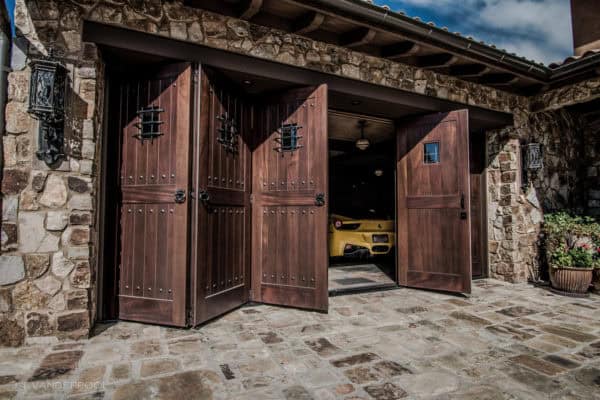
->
xmin=520 ymin=142 xmax=543 ymax=190
xmin=28 ymin=55 xmax=67 ymax=166
xmin=523 ymin=142 xmax=543 ymax=170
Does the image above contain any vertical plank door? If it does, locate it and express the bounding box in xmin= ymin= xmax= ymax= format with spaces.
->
xmin=190 ymin=67 xmax=251 ymax=325
xmin=117 ymin=63 xmax=192 ymax=326
xmin=396 ymin=110 xmax=472 ymax=294
xmin=470 ymin=132 xmax=486 ymax=278
xmin=252 ymin=85 xmax=329 ymax=312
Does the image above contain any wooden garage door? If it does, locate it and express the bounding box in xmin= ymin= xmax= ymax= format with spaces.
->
xmin=117 ymin=63 xmax=192 ymax=326
xmin=396 ymin=110 xmax=472 ymax=294
xmin=190 ymin=67 xmax=251 ymax=325
xmin=251 ymin=85 xmax=329 ymax=312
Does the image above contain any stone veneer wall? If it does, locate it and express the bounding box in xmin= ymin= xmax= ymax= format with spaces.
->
xmin=486 ymin=78 xmax=600 ymax=283
xmin=533 ymin=78 xmax=600 ymax=218
xmin=583 ymin=119 xmax=600 ymax=217
xmin=486 ymin=110 xmax=588 ymax=282
xmin=0 ymin=0 xmax=596 ymax=345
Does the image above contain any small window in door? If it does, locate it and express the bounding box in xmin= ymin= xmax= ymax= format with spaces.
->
xmin=276 ymin=123 xmax=303 ymax=153
xmin=424 ymin=142 xmax=440 ymax=164
xmin=135 ymin=106 xmax=164 ymax=143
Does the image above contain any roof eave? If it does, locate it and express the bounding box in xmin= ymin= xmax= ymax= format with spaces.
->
xmin=291 ymin=0 xmax=551 ymax=81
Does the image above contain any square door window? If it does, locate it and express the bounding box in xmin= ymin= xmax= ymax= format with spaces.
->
xmin=424 ymin=142 xmax=440 ymax=164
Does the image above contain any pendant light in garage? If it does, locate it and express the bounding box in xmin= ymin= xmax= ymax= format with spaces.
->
xmin=355 ymin=119 xmax=370 ymax=151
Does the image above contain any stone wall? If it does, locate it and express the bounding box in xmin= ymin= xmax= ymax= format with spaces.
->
xmin=583 ymin=118 xmax=600 ymax=217
xmin=485 ymin=80 xmax=599 ymax=283
xmin=532 ymin=78 xmax=600 ymax=217
xmin=486 ymin=109 xmax=588 ymax=282
xmin=0 ymin=0 xmax=105 ymax=346
xmin=0 ymin=0 xmax=596 ymax=344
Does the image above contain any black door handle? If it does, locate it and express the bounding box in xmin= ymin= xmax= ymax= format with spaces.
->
xmin=198 ymin=190 xmax=210 ymax=204
xmin=460 ymin=193 xmax=467 ymax=220
xmin=175 ymin=189 xmax=186 ymax=204
xmin=316 ymin=193 xmax=326 ymax=207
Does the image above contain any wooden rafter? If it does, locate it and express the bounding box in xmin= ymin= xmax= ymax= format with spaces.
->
xmin=381 ymin=41 xmax=421 ymax=60
xmin=340 ymin=28 xmax=377 ymax=48
xmin=417 ymin=53 xmax=458 ymax=69
xmin=238 ymin=0 xmax=263 ymax=20
xmin=293 ymin=11 xmax=325 ymax=35
xmin=479 ymin=73 xmax=520 ymax=86
xmin=448 ymin=64 xmax=490 ymax=77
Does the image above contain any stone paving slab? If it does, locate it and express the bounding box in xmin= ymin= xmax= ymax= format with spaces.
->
xmin=0 ymin=280 xmax=599 ymax=399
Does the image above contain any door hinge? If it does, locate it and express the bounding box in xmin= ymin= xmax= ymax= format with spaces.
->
xmin=249 ymin=289 xmax=254 ymax=299
xmin=187 ymin=309 xmax=193 ymax=325
xmin=250 ymin=194 xmax=254 ymax=204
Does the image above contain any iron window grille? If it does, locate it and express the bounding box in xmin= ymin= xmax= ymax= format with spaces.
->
xmin=275 ymin=123 xmax=303 ymax=153
xmin=216 ymin=112 xmax=238 ymax=153
xmin=134 ymin=106 xmax=164 ymax=143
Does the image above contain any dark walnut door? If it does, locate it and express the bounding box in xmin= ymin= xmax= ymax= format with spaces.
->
xmin=117 ymin=63 xmax=192 ymax=326
xmin=190 ymin=67 xmax=251 ymax=325
xmin=251 ymin=85 xmax=329 ymax=312
xmin=396 ymin=110 xmax=472 ymax=294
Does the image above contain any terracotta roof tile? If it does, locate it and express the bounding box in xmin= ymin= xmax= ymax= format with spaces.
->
xmin=549 ymin=50 xmax=600 ymax=69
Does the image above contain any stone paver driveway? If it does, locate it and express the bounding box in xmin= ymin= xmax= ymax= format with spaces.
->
xmin=1 ymin=280 xmax=599 ymax=399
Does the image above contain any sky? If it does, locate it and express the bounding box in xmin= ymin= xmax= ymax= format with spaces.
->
xmin=383 ymin=0 xmax=573 ymax=64
xmin=4 ymin=0 xmax=13 ymax=34
xmin=2 ymin=0 xmax=573 ymax=65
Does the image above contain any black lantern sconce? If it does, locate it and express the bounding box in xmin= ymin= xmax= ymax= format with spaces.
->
xmin=28 ymin=55 xmax=67 ymax=166
xmin=523 ymin=143 xmax=543 ymax=170
xmin=521 ymin=142 xmax=543 ymax=189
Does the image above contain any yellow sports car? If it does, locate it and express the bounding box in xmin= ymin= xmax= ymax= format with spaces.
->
xmin=329 ymin=214 xmax=395 ymax=258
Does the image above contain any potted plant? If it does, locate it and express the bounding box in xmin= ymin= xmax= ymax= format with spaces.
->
xmin=543 ymin=212 xmax=600 ymax=296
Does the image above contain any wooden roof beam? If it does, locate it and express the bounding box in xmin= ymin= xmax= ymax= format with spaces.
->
xmin=417 ymin=53 xmax=458 ymax=69
xmin=448 ymin=64 xmax=490 ymax=78
xmin=238 ymin=0 xmax=263 ymax=20
xmin=479 ymin=73 xmax=520 ymax=86
xmin=293 ymin=11 xmax=325 ymax=35
xmin=340 ymin=28 xmax=377 ymax=48
xmin=381 ymin=41 xmax=421 ymax=60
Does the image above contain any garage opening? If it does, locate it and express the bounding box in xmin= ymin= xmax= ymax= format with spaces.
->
xmin=328 ymin=111 xmax=397 ymax=294
xmin=90 ymin=22 xmax=513 ymax=325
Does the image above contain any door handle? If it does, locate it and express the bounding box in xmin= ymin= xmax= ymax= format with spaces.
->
xmin=460 ymin=193 xmax=467 ymax=220
xmin=315 ymin=193 xmax=326 ymax=207
xmin=198 ymin=190 xmax=210 ymax=204
xmin=174 ymin=189 xmax=186 ymax=204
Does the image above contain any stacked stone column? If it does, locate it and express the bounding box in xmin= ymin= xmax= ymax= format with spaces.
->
xmin=0 ymin=0 xmax=103 ymax=346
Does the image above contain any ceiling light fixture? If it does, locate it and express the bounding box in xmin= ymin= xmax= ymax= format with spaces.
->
xmin=355 ymin=119 xmax=370 ymax=151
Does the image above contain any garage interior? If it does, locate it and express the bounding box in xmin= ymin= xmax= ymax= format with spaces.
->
xmin=328 ymin=111 xmax=397 ymax=294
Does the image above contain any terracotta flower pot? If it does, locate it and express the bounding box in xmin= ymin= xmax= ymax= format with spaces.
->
xmin=550 ymin=267 xmax=593 ymax=296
